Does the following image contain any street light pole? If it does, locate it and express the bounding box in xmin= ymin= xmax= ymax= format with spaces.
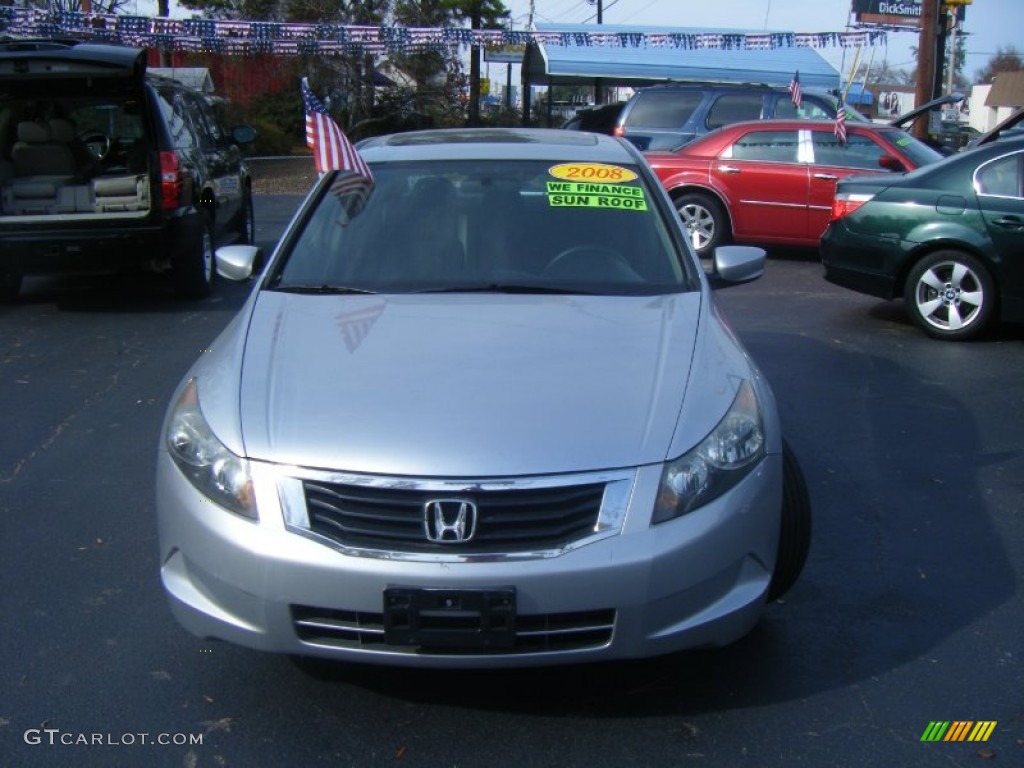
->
xmin=594 ymin=0 xmax=604 ymax=105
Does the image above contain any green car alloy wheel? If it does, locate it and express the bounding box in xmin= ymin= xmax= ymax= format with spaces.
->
xmin=905 ymin=250 xmax=996 ymax=341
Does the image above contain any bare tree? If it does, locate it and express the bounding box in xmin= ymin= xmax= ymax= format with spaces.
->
xmin=24 ymin=0 xmax=134 ymax=13
xmin=852 ymin=58 xmax=913 ymax=87
xmin=974 ymin=45 xmax=1024 ymax=84
xmin=174 ymin=0 xmax=391 ymax=126
xmin=392 ymin=1 xmax=458 ymax=117
xmin=443 ymin=0 xmax=510 ymax=126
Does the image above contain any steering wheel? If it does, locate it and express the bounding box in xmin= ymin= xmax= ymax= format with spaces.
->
xmin=78 ymin=129 xmax=112 ymax=161
xmin=543 ymin=245 xmax=639 ymax=282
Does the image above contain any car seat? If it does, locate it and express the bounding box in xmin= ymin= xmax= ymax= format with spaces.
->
xmin=11 ymin=121 xmax=77 ymax=178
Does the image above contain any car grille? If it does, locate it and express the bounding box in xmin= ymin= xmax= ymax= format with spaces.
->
xmin=291 ymin=604 xmax=616 ymax=655
xmin=302 ymin=480 xmax=606 ymax=553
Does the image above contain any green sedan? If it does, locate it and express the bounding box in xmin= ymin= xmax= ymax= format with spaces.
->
xmin=821 ymin=136 xmax=1024 ymax=341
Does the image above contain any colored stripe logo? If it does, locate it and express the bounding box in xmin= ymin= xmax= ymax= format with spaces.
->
xmin=921 ymin=721 xmax=997 ymax=742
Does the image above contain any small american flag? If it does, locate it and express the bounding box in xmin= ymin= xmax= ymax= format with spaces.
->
xmin=302 ymin=77 xmax=373 ymax=180
xmin=835 ymin=100 xmax=848 ymax=144
xmin=788 ymin=71 xmax=802 ymax=109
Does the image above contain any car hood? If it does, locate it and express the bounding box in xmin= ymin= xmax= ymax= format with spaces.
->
xmin=238 ymin=291 xmax=702 ymax=477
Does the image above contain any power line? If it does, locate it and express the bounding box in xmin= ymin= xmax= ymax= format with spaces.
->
xmin=540 ymin=0 xmax=590 ymax=23
xmin=616 ymin=0 xmax=660 ymax=24
xmin=581 ymin=0 xmax=625 ymax=24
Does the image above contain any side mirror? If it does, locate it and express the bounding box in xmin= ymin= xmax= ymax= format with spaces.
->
xmin=215 ymin=245 xmax=261 ymax=281
xmin=713 ymin=245 xmax=765 ymax=283
xmin=878 ymin=154 xmax=905 ymax=172
xmin=231 ymin=125 xmax=257 ymax=145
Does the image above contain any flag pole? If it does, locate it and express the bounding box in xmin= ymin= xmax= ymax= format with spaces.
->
xmin=843 ymin=45 xmax=862 ymax=104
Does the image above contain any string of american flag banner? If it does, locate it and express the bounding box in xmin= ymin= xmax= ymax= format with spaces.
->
xmin=0 ymin=7 xmax=887 ymax=56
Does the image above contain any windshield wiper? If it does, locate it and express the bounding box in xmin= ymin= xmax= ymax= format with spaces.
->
xmin=271 ymin=284 xmax=377 ymax=295
xmin=412 ymin=283 xmax=595 ymax=295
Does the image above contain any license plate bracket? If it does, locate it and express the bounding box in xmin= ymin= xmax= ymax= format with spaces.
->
xmin=383 ymin=586 xmax=516 ymax=649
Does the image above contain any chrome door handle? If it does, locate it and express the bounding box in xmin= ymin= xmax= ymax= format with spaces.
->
xmin=813 ymin=173 xmax=839 ymax=180
xmin=717 ymin=165 xmax=741 ymax=174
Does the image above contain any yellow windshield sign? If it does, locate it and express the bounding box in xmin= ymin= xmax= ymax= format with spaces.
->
xmin=548 ymin=163 xmax=638 ymax=183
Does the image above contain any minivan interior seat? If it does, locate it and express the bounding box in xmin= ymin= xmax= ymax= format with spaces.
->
xmin=6 ymin=120 xmax=88 ymax=214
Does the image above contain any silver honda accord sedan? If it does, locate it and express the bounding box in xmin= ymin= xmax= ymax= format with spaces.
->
xmin=156 ymin=127 xmax=810 ymax=668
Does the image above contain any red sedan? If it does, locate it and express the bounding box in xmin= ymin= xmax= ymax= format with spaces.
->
xmin=644 ymin=119 xmax=944 ymax=255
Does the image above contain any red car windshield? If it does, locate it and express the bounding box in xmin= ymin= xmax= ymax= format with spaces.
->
xmin=877 ymin=128 xmax=946 ymax=167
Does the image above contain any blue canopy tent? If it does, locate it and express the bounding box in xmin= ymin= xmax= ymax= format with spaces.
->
xmin=841 ymin=82 xmax=875 ymax=107
xmin=522 ymin=24 xmax=842 ymax=124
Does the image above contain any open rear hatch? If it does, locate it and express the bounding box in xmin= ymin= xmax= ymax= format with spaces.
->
xmin=1 ymin=40 xmax=152 ymax=222
xmin=0 ymin=38 xmax=146 ymax=79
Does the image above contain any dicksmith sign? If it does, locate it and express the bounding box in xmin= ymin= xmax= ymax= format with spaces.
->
xmin=853 ymin=0 xmax=924 ymax=25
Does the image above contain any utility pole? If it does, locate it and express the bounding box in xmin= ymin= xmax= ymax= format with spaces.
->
xmin=932 ymin=11 xmax=948 ymax=105
xmin=913 ymin=0 xmax=942 ymax=139
xmin=947 ymin=7 xmax=958 ymax=95
xmin=157 ymin=0 xmax=171 ymax=67
xmin=945 ymin=0 xmax=971 ymax=95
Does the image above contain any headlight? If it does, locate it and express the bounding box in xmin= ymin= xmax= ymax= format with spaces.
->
xmin=653 ymin=379 xmax=765 ymax=524
xmin=165 ymin=379 xmax=257 ymax=520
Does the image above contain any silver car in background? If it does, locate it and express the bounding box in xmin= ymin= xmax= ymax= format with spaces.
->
xmin=156 ymin=128 xmax=810 ymax=668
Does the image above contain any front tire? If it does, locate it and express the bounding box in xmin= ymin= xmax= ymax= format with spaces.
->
xmin=172 ymin=212 xmax=215 ymax=299
xmin=904 ymin=250 xmax=995 ymax=341
xmin=767 ymin=440 xmax=811 ymax=602
xmin=237 ymin=188 xmax=255 ymax=245
xmin=673 ymin=192 xmax=729 ymax=257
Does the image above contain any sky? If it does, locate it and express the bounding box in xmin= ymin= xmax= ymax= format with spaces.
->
xmin=498 ymin=0 xmax=1023 ymax=83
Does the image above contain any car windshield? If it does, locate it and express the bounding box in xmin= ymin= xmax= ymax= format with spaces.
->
xmin=269 ymin=159 xmax=693 ymax=295
xmin=877 ymin=128 xmax=946 ymax=167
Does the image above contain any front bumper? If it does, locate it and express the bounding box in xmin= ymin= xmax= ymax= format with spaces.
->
xmin=156 ymin=451 xmax=782 ymax=668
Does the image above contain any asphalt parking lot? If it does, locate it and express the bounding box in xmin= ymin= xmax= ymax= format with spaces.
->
xmin=0 ymin=194 xmax=1021 ymax=768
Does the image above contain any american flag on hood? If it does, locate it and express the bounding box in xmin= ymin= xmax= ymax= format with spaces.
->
xmin=302 ymin=77 xmax=374 ymax=180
